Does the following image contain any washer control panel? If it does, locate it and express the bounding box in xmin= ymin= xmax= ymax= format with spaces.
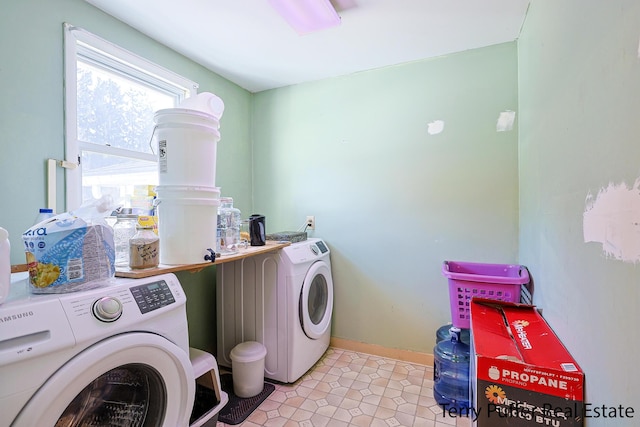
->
xmin=130 ymin=280 xmax=176 ymax=314
xmin=283 ymin=238 xmax=330 ymax=264
xmin=55 ymin=273 xmax=185 ymax=344
xmin=315 ymin=240 xmax=328 ymax=254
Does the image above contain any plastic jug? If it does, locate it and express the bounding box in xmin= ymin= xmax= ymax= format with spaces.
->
xmin=433 ymin=326 xmax=470 ymax=411
xmin=33 ymin=208 xmax=54 ymax=225
xmin=436 ymin=324 xmax=470 ymax=345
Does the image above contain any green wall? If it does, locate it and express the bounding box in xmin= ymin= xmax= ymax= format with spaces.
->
xmin=0 ymin=0 xmax=520 ymax=357
xmin=519 ymin=0 xmax=640 ymax=421
xmin=252 ymin=43 xmax=520 ymax=352
xmin=0 ymin=0 xmax=252 ymax=353
xmin=4 ymin=0 xmax=639 ymax=418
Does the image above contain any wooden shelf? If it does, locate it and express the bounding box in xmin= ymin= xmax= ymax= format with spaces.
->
xmin=113 ymin=240 xmax=290 ymax=279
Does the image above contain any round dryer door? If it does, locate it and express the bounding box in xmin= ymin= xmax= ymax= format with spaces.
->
xmin=12 ymin=332 xmax=194 ymax=427
xmin=299 ymin=260 xmax=334 ymax=339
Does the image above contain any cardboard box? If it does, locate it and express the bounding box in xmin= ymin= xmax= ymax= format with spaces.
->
xmin=470 ymin=299 xmax=584 ymax=426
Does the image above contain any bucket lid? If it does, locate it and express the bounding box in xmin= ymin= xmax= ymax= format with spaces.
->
xmin=154 ymin=108 xmax=219 ymax=124
xmin=178 ymin=92 xmax=225 ymax=119
xmin=154 ymin=121 xmax=221 ymax=136
xmin=230 ymin=341 xmax=267 ymax=363
xmin=155 ymin=185 xmax=220 ymax=194
xmin=155 ymin=197 xmax=221 ymax=205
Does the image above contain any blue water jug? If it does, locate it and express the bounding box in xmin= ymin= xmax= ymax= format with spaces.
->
xmin=436 ymin=324 xmax=470 ymax=345
xmin=433 ymin=326 xmax=470 ymax=411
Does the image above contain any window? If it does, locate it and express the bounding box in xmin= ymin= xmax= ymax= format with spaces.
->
xmin=63 ymin=23 xmax=198 ymax=211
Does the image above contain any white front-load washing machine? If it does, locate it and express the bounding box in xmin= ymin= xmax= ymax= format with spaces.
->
xmin=0 ymin=272 xmax=197 ymax=426
xmin=216 ymin=238 xmax=334 ymax=383
xmin=277 ymin=238 xmax=333 ymax=383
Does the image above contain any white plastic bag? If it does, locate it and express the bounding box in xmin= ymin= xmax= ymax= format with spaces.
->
xmin=22 ymin=196 xmax=117 ymax=293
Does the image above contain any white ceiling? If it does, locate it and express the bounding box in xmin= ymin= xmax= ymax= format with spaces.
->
xmin=85 ymin=0 xmax=530 ymax=93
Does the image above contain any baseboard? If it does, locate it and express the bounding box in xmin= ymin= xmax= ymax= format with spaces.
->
xmin=330 ymin=337 xmax=433 ymax=366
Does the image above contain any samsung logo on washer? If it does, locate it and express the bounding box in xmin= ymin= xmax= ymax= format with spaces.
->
xmin=0 ymin=311 xmax=34 ymax=323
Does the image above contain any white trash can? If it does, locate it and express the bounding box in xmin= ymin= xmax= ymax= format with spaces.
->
xmin=229 ymin=341 xmax=267 ymax=398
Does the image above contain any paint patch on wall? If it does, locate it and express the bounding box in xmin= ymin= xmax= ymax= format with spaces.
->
xmin=496 ymin=110 xmax=516 ymax=132
xmin=427 ymin=120 xmax=444 ymax=135
xmin=583 ymin=179 xmax=640 ymax=262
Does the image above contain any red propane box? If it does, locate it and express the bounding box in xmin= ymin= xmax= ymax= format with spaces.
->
xmin=470 ymin=299 xmax=584 ymax=426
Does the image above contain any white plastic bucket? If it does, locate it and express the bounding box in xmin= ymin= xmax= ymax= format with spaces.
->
xmin=154 ymin=108 xmax=220 ymax=128
xmin=230 ymin=342 xmax=267 ymax=398
xmin=156 ymin=196 xmax=220 ymax=265
xmin=155 ymin=185 xmax=220 ymax=200
xmin=153 ymin=108 xmax=221 ymax=188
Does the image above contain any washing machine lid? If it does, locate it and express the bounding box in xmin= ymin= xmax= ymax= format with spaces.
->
xmin=300 ymin=261 xmax=333 ymax=339
xmin=11 ymin=332 xmax=195 ymax=427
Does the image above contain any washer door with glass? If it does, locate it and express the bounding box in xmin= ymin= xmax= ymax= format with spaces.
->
xmin=12 ymin=332 xmax=194 ymax=427
xmin=299 ymin=261 xmax=334 ymax=339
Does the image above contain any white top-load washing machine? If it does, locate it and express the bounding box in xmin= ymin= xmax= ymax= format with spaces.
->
xmin=0 ymin=272 xmax=196 ymax=426
xmin=217 ymin=238 xmax=333 ymax=383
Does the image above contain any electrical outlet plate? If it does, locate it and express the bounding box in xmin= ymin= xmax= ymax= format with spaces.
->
xmin=306 ymin=216 xmax=315 ymax=230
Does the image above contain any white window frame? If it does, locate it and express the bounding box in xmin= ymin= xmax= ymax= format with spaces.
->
xmin=63 ymin=23 xmax=198 ymax=210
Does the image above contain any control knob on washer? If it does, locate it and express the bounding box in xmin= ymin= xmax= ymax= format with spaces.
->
xmin=92 ymin=296 xmax=123 ymax=322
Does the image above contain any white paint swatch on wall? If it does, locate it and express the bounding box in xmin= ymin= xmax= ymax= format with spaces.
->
xmin=583 ymin=179 xmax=640 ymax=262
xmin=496 ymin=111 xmax=516 ymax=132
xmin=427 ymin=120 xmax=444 ymax=135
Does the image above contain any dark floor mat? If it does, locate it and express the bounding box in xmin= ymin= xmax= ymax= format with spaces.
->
xmin=218 ymin=373 xmax=275 ymax=425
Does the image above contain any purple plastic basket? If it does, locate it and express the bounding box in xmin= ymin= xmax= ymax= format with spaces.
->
xmin=442 ymin=260 xmax=530 ymax=329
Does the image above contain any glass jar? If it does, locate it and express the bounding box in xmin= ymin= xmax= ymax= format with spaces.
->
xmin=113 ymin=208 xmax=138 ymax=267
xmin=217 ymin=197 xmax=241 ymax=254
xmin=129 ymin=226 xmax=160 ymax=269
xmin=239 ymin=219 xmax=250 ymax=250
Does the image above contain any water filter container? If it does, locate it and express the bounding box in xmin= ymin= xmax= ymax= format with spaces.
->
xmin=153 ymin=108 xmax=221 ymax=188
xmin=0 ymin=227 xmax=10 ymax=304
xmin=433 ymin=326 xmax=470 ymax=411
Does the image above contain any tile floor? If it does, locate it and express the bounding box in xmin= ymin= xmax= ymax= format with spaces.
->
xmin=217 ymin=347 xmax=470 ymax=427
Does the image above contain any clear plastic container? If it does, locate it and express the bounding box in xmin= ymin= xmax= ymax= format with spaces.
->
xmin=433 ymin=327 xmax=470 ymax=411
xmin=217 ymin=197 xmax=241 ymax=255
xmin=113 ymin=208 xmax=138 ymax=267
